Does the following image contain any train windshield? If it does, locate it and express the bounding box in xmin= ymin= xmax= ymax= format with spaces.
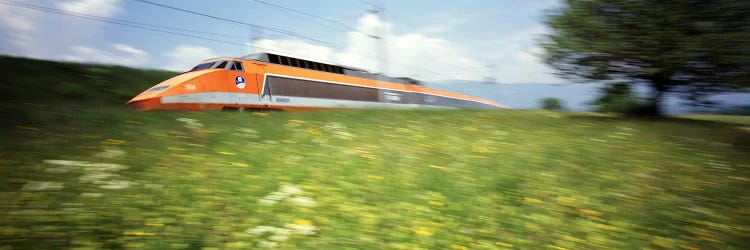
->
xmin=190 ymin=62 xmax=215 ymax=71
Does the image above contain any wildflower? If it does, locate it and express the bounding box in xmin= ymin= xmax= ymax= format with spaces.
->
xmin=280 ymin=185 xmax=303 ymax=195
xmin=257 ymin=241 xmax=278 ymax=248
xmin=79 ymin=172 xmax=119 ymax=184
xmin=231 ymin=162 xmax=249 ymax=167
xmin=246 ymin=226 xmax=275 ymax=236
xmin=268 ymin=235 xmax=289 ymax=241
xmin=176 ymin=118 xmax=204 ymax=129
xmin=367 ymin=175 xmax=384 ymax=180
xmin=412 ymin=228 xmax=434 ymax=236
xmin=285 ymin=220 xmax=318 ymax=235
xmin=124 ymin=231 xmax=155 ymax=236
xmin=94 ymin=149 xmax=126 ymax=158
xmin=102 ymin=139 xmax=126 ymax=145
xmin=288 ymin=196 xmax=316 ymax=207
xmin=218 ymin=151 xmax=235 ymax=155
xmin=429 ymin=201 xmax=445 ymax=207
xmin=21 ymin=181 xmax=64 ymax=191
xmin=80 ymin=192 xmax=103 ymax=198
xmin=523 ymin=197 xmax=543 ymax=204
xmin=578 ymin=208 xmax=603 ymax=216
xmin=100 ymin=180 xmax=133 ymax=190
xmin=428 ymin=165 xmax=445 ymax=170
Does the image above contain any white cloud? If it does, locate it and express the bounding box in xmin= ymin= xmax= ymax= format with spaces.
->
xmin=247 ymin=13 xmax=488 ymax=81
xmin=483 ymin=25 xmax=563 ymax=83
xmin=0 ymin=4 xmax=41 ymax=56
xmin=60 ymin=43 xmax=149 ymax=67
xmin=57 ymin=0 xmax=122 ymax=18
xmin=113 ymin=43 xmax=147 ymax=56
xmin=163 ymin=45 xmax=217 ymax=71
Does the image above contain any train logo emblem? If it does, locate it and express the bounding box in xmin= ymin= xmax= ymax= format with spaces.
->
xmin=235 ymin=76 xmax=245 ymax=89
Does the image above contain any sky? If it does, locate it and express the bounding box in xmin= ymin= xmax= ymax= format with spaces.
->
xmin=0 ymin=0 xmax=564 ymax=83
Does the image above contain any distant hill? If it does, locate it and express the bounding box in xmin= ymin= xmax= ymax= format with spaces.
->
xmin=426 ymin=80 xmax=750 ymax=114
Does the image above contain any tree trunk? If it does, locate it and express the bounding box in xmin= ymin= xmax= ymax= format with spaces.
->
xmin=641 ymin=80 xmax=670 ymax=116
xmin=643 ymin=90 xmax=664 ymax=116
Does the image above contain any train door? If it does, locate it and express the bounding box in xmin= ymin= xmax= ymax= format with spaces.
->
xmin=256 ymin=65 xmax=273 ymax=107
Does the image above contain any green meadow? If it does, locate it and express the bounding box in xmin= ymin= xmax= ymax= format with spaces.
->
xmin=1 ymin=56 xmax=749 ymax=249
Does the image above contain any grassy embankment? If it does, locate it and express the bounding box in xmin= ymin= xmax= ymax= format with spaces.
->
xmin=1 ymin=56 xmax=749 ymax=249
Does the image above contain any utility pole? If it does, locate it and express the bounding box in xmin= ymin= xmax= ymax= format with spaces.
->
xmin=363 ymin=0 xmax=388 ymax=102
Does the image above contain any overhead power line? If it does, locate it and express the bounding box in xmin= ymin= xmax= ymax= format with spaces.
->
xmin=0 ymin=1 xmax=338 ymax=64
xmin=0 ymin=1 xmax=462 ymax=79
xmin=251 ymin=0 xmax=357 ymax=31
xmin=132 ymin=0 xmax=337 ymax=46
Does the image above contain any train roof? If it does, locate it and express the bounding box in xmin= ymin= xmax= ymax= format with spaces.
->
xmin=241 ymin=53 xmax=423 ymax=86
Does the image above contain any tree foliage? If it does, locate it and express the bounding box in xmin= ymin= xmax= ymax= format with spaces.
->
xmin=590 ymin=83 xmax=641 ymax=114
xmin=540 ymin=97 xmax=564 ymax=110
xmin=542 ymin=0 xmax=750 ymax=115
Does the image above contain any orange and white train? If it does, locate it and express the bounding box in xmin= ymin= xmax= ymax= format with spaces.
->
xmin=128 ymin=53 xmax=507 ymax=111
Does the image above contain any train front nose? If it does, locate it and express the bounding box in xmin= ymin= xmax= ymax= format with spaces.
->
xmin=127 ymin=70 xmax=212 ymax=110
xmin=127 ymin=96 xmax=162 ymax=110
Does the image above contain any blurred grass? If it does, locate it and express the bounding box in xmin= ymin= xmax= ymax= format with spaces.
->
xmin=1 ymin=56 xmax=749 ymax=249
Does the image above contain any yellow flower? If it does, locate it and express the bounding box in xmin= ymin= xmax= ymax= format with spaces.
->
xmin=412 ymin=228 xmax=434 ymax=236
xmin=102 ymin=139 xmax=125 ymax=145
xmin=429 ymin=201 xmax=444 ymax=207
xmin=218 ymin=151 xmax=236 ymax=155
xmin=124 ymin=231 xmax=155 ymax=236
xmin=524 ymin=197 xmax=543 ymax=204
xmin=367 ymin=175 xmax=384 ymax=180
xmin=578 ymin=208 xmax=602 ymax=216
xmin=472 ymin=146 xmax=489 ymax=153
xmin=231 ymin=162 xmax=249 ymax=167
xmin=428 ymin=165 xmax=445 ymax=170
xmin=450 ymin=244 xmax=468 ymax=250
xmin=293 ymin=219 xmax=312 ymax=226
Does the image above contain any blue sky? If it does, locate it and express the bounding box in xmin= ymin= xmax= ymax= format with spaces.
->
xmin=0 ymin=0 xmax=563 ymax=83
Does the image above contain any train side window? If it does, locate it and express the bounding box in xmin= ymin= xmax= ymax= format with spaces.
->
xmin=326 ymin=64 xmax=333 ymax=72
xmin=290 ymin=58 xmax=299 ymax=67
xmin=269 ymin=54 xmax=280 ymax=64
xmin=231 ymin=61 xmax=244 ymax=71
xmin=280 ymin=56 xmax=289 ymax=65
xmin=216 ymin=61 xmax=228 ymax=69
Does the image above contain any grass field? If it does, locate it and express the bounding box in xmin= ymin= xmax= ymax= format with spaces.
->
xmin=1 ymin=56 xmax=749 ymax=249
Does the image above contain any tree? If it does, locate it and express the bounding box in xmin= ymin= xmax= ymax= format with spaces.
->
xmin=590 ymin=82 xmax=641 ymax=114
xmin=540 ymin=97 xmax=564 ymax=110
xmin=542 ymin=0 xmax=750 ymax=115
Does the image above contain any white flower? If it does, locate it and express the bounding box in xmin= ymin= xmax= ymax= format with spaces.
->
xmin=279 ymin=185 xmax=302 ymax=195
xmin=100 ymin=180 xmax=133 ymax=190
xmin=79 ymin=172 xmax=119 ymax=184
xmin=80 ymin=193 xmax=103 ymax=198
xmin=21 ymin=181 xmax=64 ymax=191
xmin=45 ymin=159 xmax=128 ymax=172
xmin=268 ymin=235 xmax=289 ymax=241
xmin=288 ymin=196 xmax=316 ymax=207
xmin=259 ymin=199 xmax=279 ymax=205
xmin=257 ymin=241 xmax=278 ymax=248
xmin=44 ymin=166 xmax=75 ymax=173
xmin=285 ymin=223 xmax=318 ymax=236
xmin=246 ymin=226 xmax=274 ymax=236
